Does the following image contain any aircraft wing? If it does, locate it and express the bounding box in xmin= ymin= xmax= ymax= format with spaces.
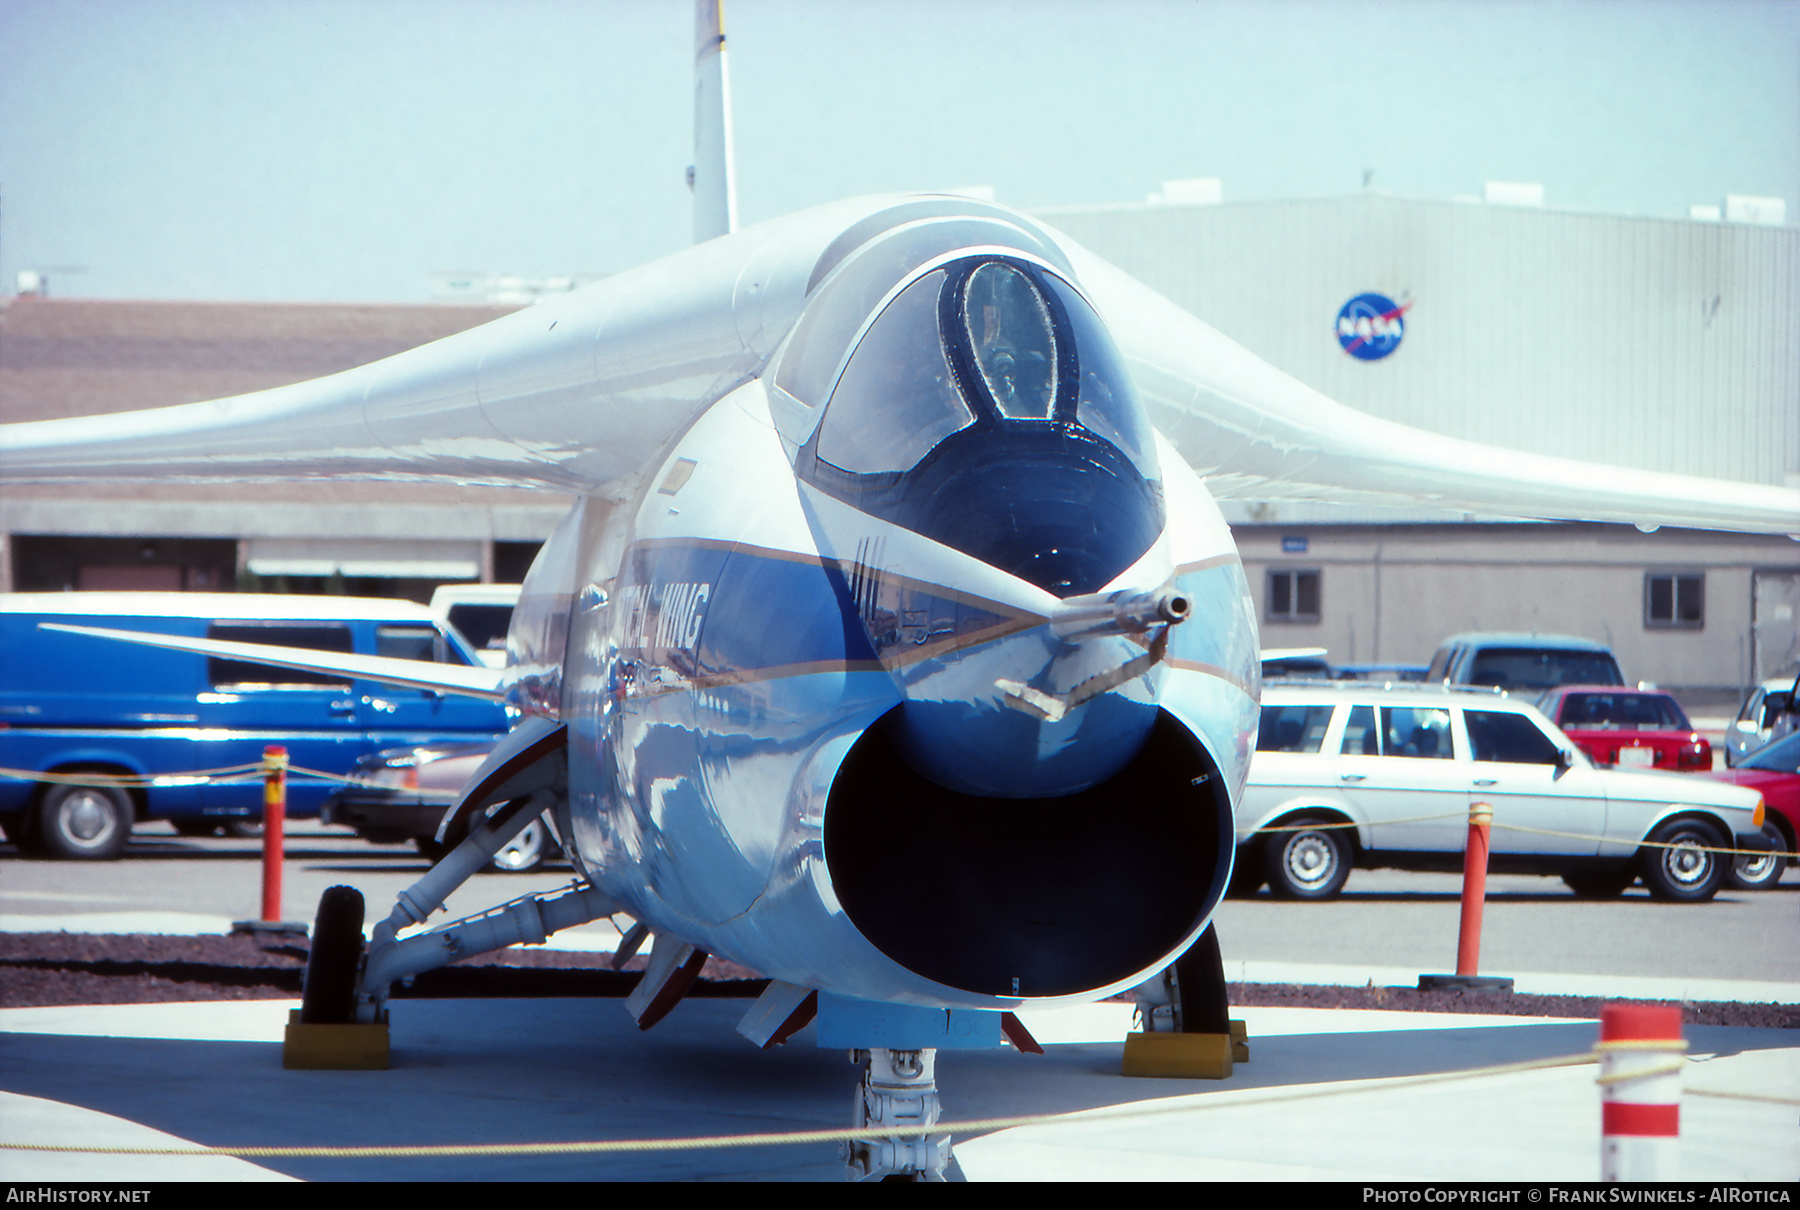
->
xmin=40 ymin=623 xmax=506 ymax=701
xmin=2 ymin=198 xmax=1793 ymax=537
xmin=1062 ymin=241 xmax=1800 ymax=535
xmin=0 ymin=216 xmax=795 ymax=498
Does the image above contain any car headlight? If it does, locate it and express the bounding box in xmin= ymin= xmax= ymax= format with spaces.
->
xmin=366 ymin=763 xmax=420 ymax=791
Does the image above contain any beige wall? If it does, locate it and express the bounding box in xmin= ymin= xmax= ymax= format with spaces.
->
xmin=1234 ymin=522 xmax=1800 ymax=694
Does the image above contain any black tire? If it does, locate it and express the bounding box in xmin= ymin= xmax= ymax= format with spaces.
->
xmin=1170 ymin=925 xmax=1230 ymax=1034
xmin=300 ymin=885 xmax=366 ymax=1024
xmin=1562 ymin=870 xmax=1636 ymax=898
xmin=413 ymin=834 xmax=451 ymax=863
xmin=35 ymin=783 xmax=131 ymax=860
xmin=1727 ymin=822 xmax=1788 ymax=892
xmin=1640 ymin=819 xmax=1728 ymax=903
xmin=1262 ymin=816 xmax=1351 ymax=899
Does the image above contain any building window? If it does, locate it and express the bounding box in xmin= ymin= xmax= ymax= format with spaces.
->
xmin=1267 ymin=568 xmax=1321 ymax=623
xmin=1644 ymin=572 xmax=1704 ymax=629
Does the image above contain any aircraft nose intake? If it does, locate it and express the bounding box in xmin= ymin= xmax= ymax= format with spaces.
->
xmin=888 ymin=687 xmax=1160 ymax=799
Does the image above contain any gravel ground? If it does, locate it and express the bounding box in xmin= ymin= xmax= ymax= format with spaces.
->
xmin=2 ymin=932 xmax=1794 ymax=1028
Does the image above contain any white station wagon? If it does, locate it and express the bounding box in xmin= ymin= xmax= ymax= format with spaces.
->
xmin=1237 ymin=684 xmax=1767 ymax=902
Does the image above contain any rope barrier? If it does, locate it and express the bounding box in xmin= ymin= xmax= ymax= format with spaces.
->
xmin=7 ymin=1047 xmax=1789 ymax=1162
xmin=2 ymin=772 xmax=1761 ymax=855
xmin=5 ymin=1049 xmax=1788 ymax=1162
xmin=1239 ymin=812 xmax=1759 ymax=858
xmin=0 ymin=1050 xmax=1612 ymax=1160
xmin=0 ymin=763 xmax=364 ymax=788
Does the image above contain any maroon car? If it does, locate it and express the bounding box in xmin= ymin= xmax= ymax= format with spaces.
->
xmin=1542 ymin=686 xmax=1711 ymax=772
xmin=1704 ymin=729 xmax=1798 ymax=890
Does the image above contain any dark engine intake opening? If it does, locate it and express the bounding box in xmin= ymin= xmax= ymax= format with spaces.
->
xmin=822 ymin=708 xmax=1232 ymax=998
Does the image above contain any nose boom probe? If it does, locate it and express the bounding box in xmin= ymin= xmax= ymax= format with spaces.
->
xmin=1000 ymin=586 xmax=1189 ymax=723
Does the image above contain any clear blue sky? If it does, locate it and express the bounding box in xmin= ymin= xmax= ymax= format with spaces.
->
xmin=2 ymin=0 xmax=1795 ymax=302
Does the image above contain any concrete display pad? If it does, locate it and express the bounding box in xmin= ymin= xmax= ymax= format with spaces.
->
xmin=2 ymin=996 xmax=1794 ymax=1182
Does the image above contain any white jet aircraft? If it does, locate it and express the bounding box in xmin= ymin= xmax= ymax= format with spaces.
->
xmin=3 ymin=2 xmax=1795 ymax=1181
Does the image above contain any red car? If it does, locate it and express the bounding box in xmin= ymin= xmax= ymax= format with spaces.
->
xmin=1704 ymin=729 xmax=1798 ymax=890
xmin=1542 ymin=686 xmax=1711 ymax=772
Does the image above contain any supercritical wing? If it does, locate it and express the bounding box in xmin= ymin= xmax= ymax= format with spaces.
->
xmin=1 ymin=196 xmax=1794 ymax=537
xmin=0 ymin=205 xmax=831 ymax=498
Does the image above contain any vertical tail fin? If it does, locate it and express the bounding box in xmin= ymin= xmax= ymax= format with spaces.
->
xmin=691 ymin=0 xmax=739 ymax=243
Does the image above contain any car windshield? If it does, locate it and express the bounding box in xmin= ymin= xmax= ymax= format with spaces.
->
xmin=1740 ymin=731 xmax=1800 ymax=774
xmin=1557 ymin=692 xmax=1689 ymax=731
xmin=1467 ymin=647 xmax=1622 ymax=689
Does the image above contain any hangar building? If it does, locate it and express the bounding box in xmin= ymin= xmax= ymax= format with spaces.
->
xmin=1 ymin=189 xmax=1795 ymax=702
xmin=1043 ymin=191 xmax=1799 ymax=700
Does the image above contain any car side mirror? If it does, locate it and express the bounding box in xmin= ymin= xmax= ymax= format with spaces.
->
xmin=1553 ymin=747 xmax=1573 ymax=773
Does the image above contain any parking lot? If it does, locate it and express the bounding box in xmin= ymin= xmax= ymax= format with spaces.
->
xmin=2 ymin=820 xmax=1794 ymax=988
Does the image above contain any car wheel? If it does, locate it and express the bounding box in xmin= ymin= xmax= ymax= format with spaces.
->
xmin=35 ymin=783 xmax=131 ymax=860
xmin=1262 ymin=816 xmax=1350 ymax=899
xmin=300 ymin=885 xmax=365 ymax=1024
xmin=1726 ymin=822 xmax=1788 ymax=892
xmin=1640 ymin=819 xmax=1727 ymax=903
xmin=1562 ymin=870 xmax=1635 ymax=898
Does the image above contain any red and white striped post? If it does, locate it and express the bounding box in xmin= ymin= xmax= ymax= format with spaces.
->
xmin=1597 ymin=1003 xmax=1684 ymax=1180
xmin=259 ymin=745 xmax=289 ymax=923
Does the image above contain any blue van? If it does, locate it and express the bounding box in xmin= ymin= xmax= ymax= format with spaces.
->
xmin=0 ymin=593 xmax=509 ymax=859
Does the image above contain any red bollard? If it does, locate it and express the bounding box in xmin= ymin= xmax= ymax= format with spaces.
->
xmin=1598 ymin=1003 xmax=1684 ymax=1180
xmin=1418 ymin=801 xmax=1513 ymax=992
xmin=260 ymin=745 xmax=289 ymax=923
xmin=1455 ymin=801 xmax=1492 ymax=976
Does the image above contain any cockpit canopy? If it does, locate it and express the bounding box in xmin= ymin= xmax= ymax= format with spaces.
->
xmin=782 ymin=227 xmax=1163 ymax=598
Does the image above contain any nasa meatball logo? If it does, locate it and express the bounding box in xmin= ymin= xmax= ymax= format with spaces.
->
xmin=1335 ymin=292 xmax=1409 ymax=360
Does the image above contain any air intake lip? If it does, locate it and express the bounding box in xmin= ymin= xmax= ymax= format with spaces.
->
xmin=821 ymin=707 xmax=1231 ymax=999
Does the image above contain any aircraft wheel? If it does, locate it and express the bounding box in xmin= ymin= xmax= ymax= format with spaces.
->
xmin=300 ymin=885 xmax=366 ymax=1024
xmin=1726 ymin=823 xmax=1788 ymax=891
xmin=1263 ymin=816 xmax=1350 ymax=899
xmin=36 ymin=783 xmax=131 ymax=860
xmin=1640 ymin=820 xmax=1727 ymax=903
xmin=1225 ymin=855 xmax=1266 ymax=898
xmin=413 ymin=835 xmax=451 ymax=863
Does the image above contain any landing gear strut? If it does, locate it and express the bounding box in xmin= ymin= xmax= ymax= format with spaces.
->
xmin=845 ymin=1047 xmax=951 ymax=1181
